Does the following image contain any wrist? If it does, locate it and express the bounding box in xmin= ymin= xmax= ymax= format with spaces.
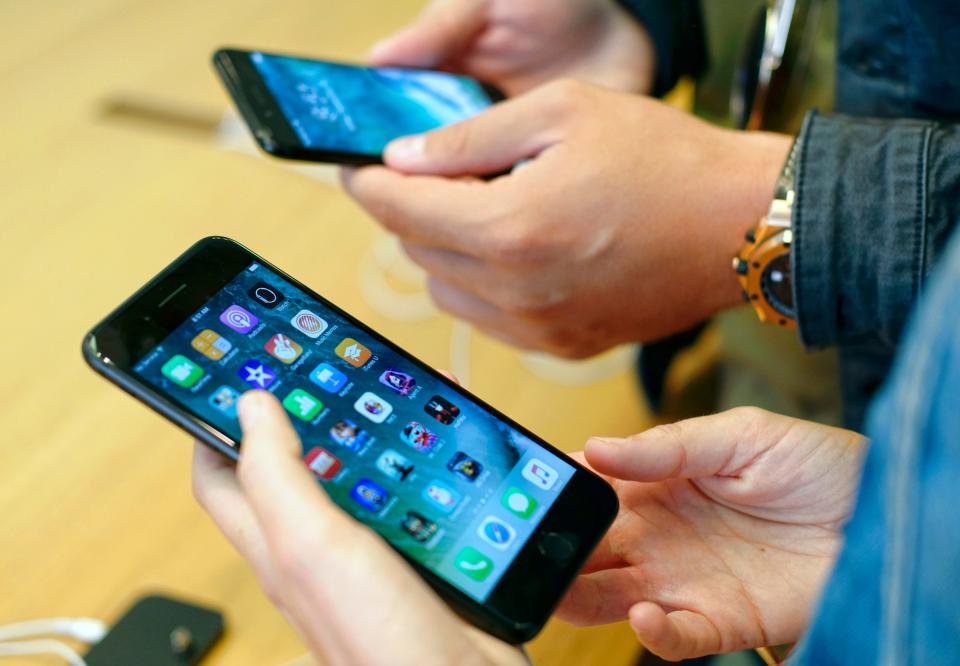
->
xmin=705 ymin=130 xmax=793 ymax=315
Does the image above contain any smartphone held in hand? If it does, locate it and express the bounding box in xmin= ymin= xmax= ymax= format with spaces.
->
xmin=83 ymin=237 xmax=617 ymax=643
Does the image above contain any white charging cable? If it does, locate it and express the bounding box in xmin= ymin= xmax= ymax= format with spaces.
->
xmin=0 ymin=639 xmax=89 ymax=666
xmin=0 ymin=617 xmax=107 ymax=665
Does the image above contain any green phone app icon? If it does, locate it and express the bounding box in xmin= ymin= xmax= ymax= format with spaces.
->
xmin=454 ymin=547 xmax=493 ymax=582
xmin=501 ymin=486 xmax=538 ymax=519
xmin=283 ymin=388 xmax=324 ymax=422
xmin=161 ymin=354 xmax=204 ymax=388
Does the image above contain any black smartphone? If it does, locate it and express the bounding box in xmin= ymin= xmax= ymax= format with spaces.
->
xmin=213 ymin=47 xmax=504 ymax=165
xmin=83 ymin=237 xmax=618 ymax=644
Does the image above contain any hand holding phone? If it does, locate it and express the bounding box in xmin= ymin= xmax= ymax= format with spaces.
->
xmin=193 ymin=391 xmax=528 ymax=666
xmin=84 ymin=237 xmax=617 ymax=643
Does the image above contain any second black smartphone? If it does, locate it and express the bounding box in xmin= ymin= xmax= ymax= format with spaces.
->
xmin=213 ymin=47 xmax=503 ymax=165
xmin=83 ymin=237 xmax=618 ymax=643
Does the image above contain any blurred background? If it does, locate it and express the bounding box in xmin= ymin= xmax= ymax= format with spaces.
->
xmin=0 ymin=1 xmax=654 ymax=663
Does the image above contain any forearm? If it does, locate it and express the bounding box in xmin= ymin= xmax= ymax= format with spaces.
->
xmin=792 ymin=111 xmax=960 ymax=349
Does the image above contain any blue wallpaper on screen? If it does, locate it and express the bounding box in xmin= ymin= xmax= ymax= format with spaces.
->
xmin=135 ymin=262 xmax=574 ymax=601
xmin=251 ymin=53 xmax=493 ymax=154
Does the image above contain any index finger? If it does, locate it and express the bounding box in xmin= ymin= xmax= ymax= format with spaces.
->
xmin=341 ymin=166 xmax=509 ymax=257
xmin=235 ymin=391 xmax=353 ymax=542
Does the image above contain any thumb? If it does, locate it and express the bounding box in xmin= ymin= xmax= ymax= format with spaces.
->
xmin=584 ymin=408 xmax=785 ymax=482
xmin=368 ymin=0 xmax=486 ymax=68
xmin=384 ymin=87 xmax=565 ymax=176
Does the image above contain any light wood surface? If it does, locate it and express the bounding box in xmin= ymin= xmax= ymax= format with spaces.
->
xmin=0 ymin=2 xmax=652 ymax=663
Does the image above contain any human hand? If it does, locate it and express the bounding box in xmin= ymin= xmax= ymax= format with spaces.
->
xmin=192 ymin=390 xmax=525 ymax=666
xmin=551 ymin=407 xmax=866 ymax=660
xmin=342 ymin=82 xmax=791 ymax=358
xmin=369 ymin=0 xmax=655 ymax=96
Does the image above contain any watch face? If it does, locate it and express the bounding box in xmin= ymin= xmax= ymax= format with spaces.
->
xmin=761 ymin=252 xmax=795 ymax=319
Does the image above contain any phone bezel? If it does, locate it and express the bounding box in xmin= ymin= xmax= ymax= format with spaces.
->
xmin=82 ymin=237 xmax=618 ymax=644
xmin=212 ymin=48 xmax=504 ymax=166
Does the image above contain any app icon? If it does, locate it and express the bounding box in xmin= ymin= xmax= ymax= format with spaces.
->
xmin=328 ymin=419 xmax=369 ymax=450
xmin=378 ymin=369 xmax=416 ymax=396
xmin=264 ymin=333 xmax=303 ymax=365
xmin=309 ymin=362 xmax=348 ymax=393
xmin=477 ymin=517 xmax=516 ymax=551
xmin=303 ymin=447 xmax=341 ymax=480
xmin=376 ymin=449 xmax=415 ymax=482
xmin=522 ymin=458 xmax=559 ymax=490
xmin=290 ymin=309 xmax=328 ymax=338
xmin=208 ymin=385 xmax=240 ymax=418
xmin=282 ymin=388 xmax=323 ymax=421
xmin=454 ymin=547 xmax=493 ymax=582
xmin=220 ymin=304 xmax=259 ymax=334
xmin=191 ymin=329 xmax=232 ymax=361
xmin=248 ymin=281 xmax=284 ymax=309
xmin=422 ymin=479 xmax=461 ymax=513
xmin=237 ymin=359 xmax=277 ymax=390
xmin=399 ymin=421 xmax=437 ymax=453
xmin=501 ymin=487 xmax=538 ymax=519
xmin=350 ymin=478 xmax=389 ymax=512
xmin=354 ymin=391 xmax=393 ymax=424
xmin=335 ymin=338 xmax=372 ymax=367
xmin=424 ymin=395 xmax=460 ymax=425
xmin=446 ymin=451 xmax=483 ymax=482
xmin=161 ymin=355 xmax=204 ymax=388
xmin=401 ymin=511 xmax=438 ymax=543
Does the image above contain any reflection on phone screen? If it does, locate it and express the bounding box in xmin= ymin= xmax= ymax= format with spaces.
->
xmin=251 ymin=52 xmax=493 ymax=154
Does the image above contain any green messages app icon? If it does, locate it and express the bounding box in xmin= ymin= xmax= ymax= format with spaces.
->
xmin=161 ymin=354 xmax=204 ymax=388
xmin=454 ymin=547 xmax=493 ymax=582
xmin=283 ymin=388 xmax=324 ymax=422
xmin=502 ymin=486 xmax=538 ymax=519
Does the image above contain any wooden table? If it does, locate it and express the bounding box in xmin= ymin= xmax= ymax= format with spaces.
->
xmin=0 ymin=1 xmax=651 ymax=663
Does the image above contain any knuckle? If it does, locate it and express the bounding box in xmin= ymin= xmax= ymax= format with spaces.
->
xmin=496 ymin=287 xmax=559 ymax=319
xmin=727 ymin=405 xmax=768 ymax=423
xmin=539 ymin=326 xmax=594 ymax=359
xmin=427 ymin=123 xmax=472 ymax=161
xmin=488 ymin=222 xmax=549 ymax=265
xmin=543 ymin=78 xmax=588 ymax=116
xmin=366 ymin=195 xmax=407 ymax=235
xmin=235 ymin=455 xmax=258 ymax=490
xmin=645 ymin=421 xmax=685 ymax=442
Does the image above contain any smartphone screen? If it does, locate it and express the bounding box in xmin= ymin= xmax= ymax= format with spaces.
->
xmin=246 ymin=52 xmax=494 ymax=157
xmin=131 ymin=259 xmax=575 ymax=603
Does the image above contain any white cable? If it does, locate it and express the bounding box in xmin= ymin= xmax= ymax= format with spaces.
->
xmin=0 ymin=638 xmax=89 ymax=666
xmin=0 ymin=617 xmax=107 ymax=643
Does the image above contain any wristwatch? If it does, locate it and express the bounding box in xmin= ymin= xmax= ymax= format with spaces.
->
xmin=732 ymin=137 xmax=800 ymax=328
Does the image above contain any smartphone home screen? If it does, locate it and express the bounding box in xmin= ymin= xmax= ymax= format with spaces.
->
xmin=249 ymin=52 xmax=493 ymax=154
xmin=134 ymin=261 xmax=574 ymax=602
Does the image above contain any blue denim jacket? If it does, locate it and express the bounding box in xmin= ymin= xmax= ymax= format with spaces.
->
xmin=625 ymin=0 xmax=960 ymax=427
xmin=789 ymin=213 xmax=960 ymax=664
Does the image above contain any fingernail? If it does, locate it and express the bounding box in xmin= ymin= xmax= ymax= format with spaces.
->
xmin=238 ymin=392 xmax=264 ymax=428
xmin=590 ymin=437 xmax=625 ymax=446
xmin=386 ymin=135 xmax=425 ymax=162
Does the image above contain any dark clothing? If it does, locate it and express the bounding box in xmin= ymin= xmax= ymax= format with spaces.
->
xmin=626 ymin=0 xmax=960 ymax=428
xmin=619 ymin=0 xmax=706 ymax=96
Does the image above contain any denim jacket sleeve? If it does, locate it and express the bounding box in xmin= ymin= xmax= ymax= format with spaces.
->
xmin=617 ymin=0 xmax=706 ymax=96
xmin=793 ymin=110 xmax=960 ymax=350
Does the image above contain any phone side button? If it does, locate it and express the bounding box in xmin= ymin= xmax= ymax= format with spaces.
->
xmin=536 ymin=531 xmax=579 ymax=565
